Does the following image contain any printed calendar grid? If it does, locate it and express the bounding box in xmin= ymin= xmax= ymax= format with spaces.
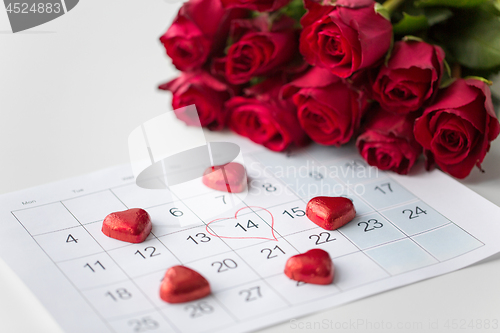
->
xmin=9 ymin=148 xmax=485 ymax=333
xmin=249 ymin=149 xmax=483 ymax=260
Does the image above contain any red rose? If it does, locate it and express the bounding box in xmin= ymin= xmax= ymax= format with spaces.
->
xmin=222 ymin=16 xmax=298 ymax=85
xmin=221 ymin=0 xmax=291 ymax=12
xmin=159 ymin=71 xmax=235 ymax=130
xmin=371 ymin=40 xmax=445 ymax=114
xmin=159 ymin=0 xmax=245 ymax=71
xmin=282 ymin=66 xmax=369 ymax=146
xmin=414 ymin=78 xmax=500 ymax=179
xmin=300 ymin=0 xmax=392 ymax=78
xmin=226 ymin=77 xmax=308 ymax=151
xmin=356 ymin=107 xmax=422 ymax=175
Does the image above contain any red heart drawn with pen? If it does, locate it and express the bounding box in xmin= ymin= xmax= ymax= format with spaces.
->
xmin=206 ymin=206 xmax=277 ymax=241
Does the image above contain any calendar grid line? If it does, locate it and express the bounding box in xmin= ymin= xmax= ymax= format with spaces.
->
xmin=259 ymin=270 xmax=385 ymax=296
xmin=279 ymin=226 xmax=321 ymax=237
xmin=54 ymin=251 xmax=127 ymax=264
xmin=210 ymin=294 xmax=241 ymax=324
xmin=188 ymin=205 xmax=294 ymax=309
xmin=297 ymin=153 xmax=453 ymax=274
xmin=109 ymin=187 xmax=175 ymax=211
xmin=366 ymin=210 xmax=442 ymax=262
xmin=108 ymin=188 xmax=185 ymax=266
xmin=10 ymin=211 xmax=117 ymax=333
xmin=155 ymin=177 xmax=207 ymax=227
xmin=78 ymin=278 xmax=134 ymax=292
xmin=431 ymin=243 xmax=485 ymax=262
xmin=376 ymin=198 xmax=424 ymax=214
xmin=106 ymin=308 xmax=168 ymax=323
xmin=102 ymin=226 xmax=487 ymax=328
xmin=60 ymin=200 xmax=184 ymax=333
xmin=376 ymin=209 xmax=443 ymax=263
xmin=205 ymin=224 xmax=273 ymax=248
xmin=383 ymin=175 xmax=486 ymax=247
xmin=250 ymin=151 xmax=398 ymax=278
xmin=155 ymin=224 xmax=209 ymax=238
xmin=30 ymin=224 xmax=88 ymax=237
xmin=80 ymin=225 xmax=183 ymax=333
xmin=201 ymin=235 xmax=294 ymax=310
xmin=244 ymin=198 xmax=305 ymax=214
xmin=245 ymin=203 xmax=301 ymax=254
xmin=218 ymin=245 xmax=294 ymax=307
xmin=156 ymin=179 xmax=296 ymax=318
xmin=396 ymin=222 xmax=453 ymax=238
xmin=345 ymin=235 xmax=408 ymax=252
xmin=294 ymin=155 xmax=400 ymax=276
xmin=82 ymin=220 xmax=104 ymax=225
xmin=151 ymin=231 xmax=184 ymax=264
xmin=354 ymin=197 xmax=419 ymax=212
xmin=248 ymin=158 xmax=308 ymax=204
xmin=6 ymin=144 xmax=494 ymax=333
xmin=107 ymin=188 xmax=194 ymax=333
xmin=335 ymin=227 xmax=393 ymax=278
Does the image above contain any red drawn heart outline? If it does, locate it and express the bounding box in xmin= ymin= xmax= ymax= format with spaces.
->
xmin=205 ymin=206 xmax=277 ymax=241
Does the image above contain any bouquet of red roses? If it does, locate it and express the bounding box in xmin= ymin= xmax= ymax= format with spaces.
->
xmin=158 ymin=0 xmax=500 ymax=179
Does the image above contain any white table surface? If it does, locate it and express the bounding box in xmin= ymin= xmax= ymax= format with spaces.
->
xmin=1 ymin=1 xmax=499 ymax=332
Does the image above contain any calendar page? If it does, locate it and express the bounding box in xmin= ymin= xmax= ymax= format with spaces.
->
xmin=1 ymin=138 xmax=500 ymax=333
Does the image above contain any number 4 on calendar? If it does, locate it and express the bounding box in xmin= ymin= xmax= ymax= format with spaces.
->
xmin=66 ymin=234 xmax=78 ymax=243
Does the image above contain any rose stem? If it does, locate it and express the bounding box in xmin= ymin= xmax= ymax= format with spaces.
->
xmin=383 ymin=0 xmax=406 ymax=15
xmin=452 ymin=63 xmax=462 ymax=79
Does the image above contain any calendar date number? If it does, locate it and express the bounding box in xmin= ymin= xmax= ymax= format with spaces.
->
xmin=128 ymin=317 xmax=159 ymax=332
xmin=402 ymin=206 xmax=427 ymax=219
xmin=309 ymin=232 xmax=335 ymax=245
xmin=185 ymin=301 xmax=214 ymax=317
xmin=212 ymin=259 xmax=238 ymax=273
xmin=357 ymin=219 xmax=383 ymax=232
xmin=239 ymin=286 xmax=261 ymax=302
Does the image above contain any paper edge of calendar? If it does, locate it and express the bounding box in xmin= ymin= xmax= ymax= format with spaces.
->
xmin=218 ymin=246 xmax=497 ymax=333
xmin=0 ymin=156 xmax=499 ymax=333
xmin=389 ymin=163 xmax=500 ymax=248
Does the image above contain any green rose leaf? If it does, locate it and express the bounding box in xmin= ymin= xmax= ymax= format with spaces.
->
xmin=392 ymin=6 xmax=452 ymax=35
xmin=375 ymin=3 xmax=391 ymax=21
xmin=494 ymin=0 xmax=500 ymax=12
xmin=446 ymin=6 xmax=500 ymax=70
xmin=415 ymin=0 xmax=489 ymax=8
xmin=279 ymin=0 xmax=306 ymax=24
xmin=464 ymin=76 xmax=493 ymax=85
xmin=393 ymin=13 xmax=428 ymax=34
xmin=425 ymin=7 xmax=453 ymax=26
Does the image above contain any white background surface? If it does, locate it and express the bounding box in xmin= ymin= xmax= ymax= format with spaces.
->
xmin=0 ymin=1 xmax=499 ymax=332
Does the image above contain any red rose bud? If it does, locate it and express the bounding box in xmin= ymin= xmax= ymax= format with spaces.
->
xmin=284 ymin=249 xmax=334 ymax=285
xmin=300 ymin=0 xmax=392 ymax=78
xmin=357 ymin=107 xmax=423 ymax=175
xmin=160 ymin=0 xmax=246 ymax=71
xmin=226 ymin=77 xmax=309 ymax=152
xmin=223 ymin=16 xmax=298 ymax=85
xmin=371 ymin=40 xmax=445 ymax=114
xmin=221 ymin=0 xmax=291 ymax=12
xmin=159 ymin=71 xmax=235 ymax=130
xmin=282 ymin=66 xmax=369 ymax=146
xmin=414 ymin=78 xmax=500 ymax=179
